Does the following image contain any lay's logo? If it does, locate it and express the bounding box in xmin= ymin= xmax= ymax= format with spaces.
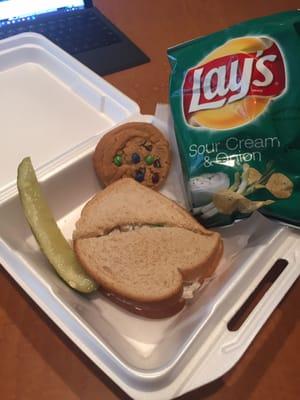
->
xmin=182 ymin=37 xmax=286 ymax=130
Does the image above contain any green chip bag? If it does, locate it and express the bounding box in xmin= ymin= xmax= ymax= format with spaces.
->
xmin=168 ymin=10 xmax=300 ymax=227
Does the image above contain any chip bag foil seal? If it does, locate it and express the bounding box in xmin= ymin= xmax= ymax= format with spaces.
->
xmin=168 ymin=10 xmax=300 ymax=227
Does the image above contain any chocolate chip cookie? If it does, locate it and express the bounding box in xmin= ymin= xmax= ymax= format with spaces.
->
xmin=93 ymin=122 xmax=171 ymax=190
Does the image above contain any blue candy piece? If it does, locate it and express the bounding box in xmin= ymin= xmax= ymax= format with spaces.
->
xmin=134 ymin=169 xmax=145 ymax=182
xmin=131 ymin=152 xmax=141 ymax=164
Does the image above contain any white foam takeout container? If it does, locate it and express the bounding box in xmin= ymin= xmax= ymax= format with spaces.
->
xmin=0 ymin=33 xmax=299 ymax=400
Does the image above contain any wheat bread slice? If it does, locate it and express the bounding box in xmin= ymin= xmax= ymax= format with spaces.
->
xmin=73 ymin=178 xmax=212 ymax=239
xmin=74 ymin=226 xmax=222 ymax=304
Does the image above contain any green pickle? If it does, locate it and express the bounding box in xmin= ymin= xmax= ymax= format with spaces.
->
xmin=17 ymin=157 xmax=98 ymax=293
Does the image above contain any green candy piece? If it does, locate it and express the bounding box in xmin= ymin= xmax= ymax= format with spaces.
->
xmin=113 ymin=154 xmax=122 ymax=167
xmin=144 ymin=154 xmax=154 ymax=165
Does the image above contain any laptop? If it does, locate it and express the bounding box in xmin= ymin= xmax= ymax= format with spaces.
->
xmin=0 ymin=0 xmax=150 ymax=76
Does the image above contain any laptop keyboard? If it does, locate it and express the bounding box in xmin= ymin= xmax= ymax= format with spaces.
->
xmin=0 ymin=9 xmax=122 ymax=54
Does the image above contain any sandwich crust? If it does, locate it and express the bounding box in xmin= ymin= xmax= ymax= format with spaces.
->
xmin=102 ymin=290 xmax=186 ymax=319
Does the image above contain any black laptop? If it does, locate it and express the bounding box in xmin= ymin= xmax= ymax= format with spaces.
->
xmin=0 ymin=0 xmax=149 ymax=75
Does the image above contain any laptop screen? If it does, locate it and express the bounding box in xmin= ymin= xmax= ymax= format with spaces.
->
xmin=0 ymin=1 xmax=85 ymax=23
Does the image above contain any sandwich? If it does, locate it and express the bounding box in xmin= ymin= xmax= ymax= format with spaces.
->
xmin=73 ymin=178 xmax=223 ymax=318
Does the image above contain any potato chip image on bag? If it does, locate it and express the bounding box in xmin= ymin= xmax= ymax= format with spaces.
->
xmin=168 ymin=10 xmax=300 ymax=227
xmin=266 ymin=173 xmax=293 ymax=199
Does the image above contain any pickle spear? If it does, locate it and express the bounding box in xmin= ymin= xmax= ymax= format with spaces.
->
xmin=17 ymin=157 xmax=98 ymax=293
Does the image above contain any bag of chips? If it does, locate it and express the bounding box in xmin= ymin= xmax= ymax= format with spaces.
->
xmin=168 ymin=10 xmax=300 ymax=227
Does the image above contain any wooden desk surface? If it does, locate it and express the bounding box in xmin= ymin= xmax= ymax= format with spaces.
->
xmin=1 ymin=1 xmax=299 ymax=399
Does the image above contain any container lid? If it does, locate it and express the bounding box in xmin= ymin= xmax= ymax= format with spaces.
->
xmin=0 ymin=33 xmax=139 ymax=203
